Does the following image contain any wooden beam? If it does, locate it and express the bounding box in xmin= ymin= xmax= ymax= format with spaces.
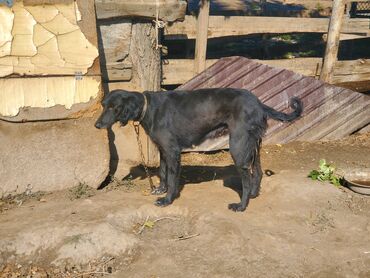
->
xmin=194 ymin=0 xmax=210 ymax=75
xmin=98 ymin=20 xmax=132 ymax=81
xmin=163 ymin=58 xmax=321 ymax=84
xmin=95 ymin=0 xmax=187 ymax=22
xmin=165 ymin=16 xmax=370 ymax=39
xmin=162 ymin=58 xmax=370 ymax=92
xmin=320 ymin=0 xmax=346 ymax=82
xmin=332 ymin=59 xmax=370 ymax=83
xmin=163 ymin=59 xmax=218 ymax=84
xmin=130 ymin=22 xmax=161 ymax=166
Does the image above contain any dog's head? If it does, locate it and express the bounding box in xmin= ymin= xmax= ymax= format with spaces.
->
xmin=95 ymin=90 xmax=143 ymax=129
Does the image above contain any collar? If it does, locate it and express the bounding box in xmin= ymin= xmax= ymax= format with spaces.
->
xmin=135 ymin=93 xmax=147 ymax=124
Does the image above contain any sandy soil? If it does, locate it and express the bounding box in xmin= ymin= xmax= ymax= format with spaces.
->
xmin=1 ymin=134 xmax=369 ymax=277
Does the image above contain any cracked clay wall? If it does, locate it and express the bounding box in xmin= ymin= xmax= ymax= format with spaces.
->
xmin=0 ymin=0 xmax=100 ymax=117
xmin=0 ymin=1 xmax=110 ymax=195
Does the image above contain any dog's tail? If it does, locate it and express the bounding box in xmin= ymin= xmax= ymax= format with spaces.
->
xmin=262 ymin=97 xmax=303 ymax=122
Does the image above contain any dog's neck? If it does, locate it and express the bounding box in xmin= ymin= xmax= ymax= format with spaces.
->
xmin=135 ymin=93 xmax=148 ymax=123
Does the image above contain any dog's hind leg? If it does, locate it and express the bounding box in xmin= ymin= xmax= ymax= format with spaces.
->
xmin=228 ymin=129 xmax=260 ymax=212
xmin=250 ymin=145 xmax=262 ymax=199
xmin=152 ymin=151 xmax=168 ymax=195
xmin=154 ymin=149 xmax=181 ymax=207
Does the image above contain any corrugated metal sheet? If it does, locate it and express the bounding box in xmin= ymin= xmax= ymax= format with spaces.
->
xmin=178 ymin=56 xmax=370 ymax=151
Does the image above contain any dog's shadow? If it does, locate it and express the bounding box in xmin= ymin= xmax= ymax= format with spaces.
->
xmin=127 ymin=164 xmax=243 ymax=198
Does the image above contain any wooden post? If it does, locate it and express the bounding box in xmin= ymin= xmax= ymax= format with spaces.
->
xmin=130 ymin=22 xmax=161 ymax=166
xmin=194 ymin=0 xmax=210 ymax=75
xmin=320 ymin=0 xmax=346 ymax=83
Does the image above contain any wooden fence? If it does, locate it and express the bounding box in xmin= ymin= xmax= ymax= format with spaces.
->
xmin=162 ymin=0 xmax=370 ymax=91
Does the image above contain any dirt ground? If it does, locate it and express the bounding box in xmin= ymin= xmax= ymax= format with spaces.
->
xmin=1 ymin=134 xmax=370 ymax=277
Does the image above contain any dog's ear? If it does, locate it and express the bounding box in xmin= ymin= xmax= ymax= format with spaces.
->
xmin=116 ymin=93 xmax=142 ymax=124
xmin=124 ymin=95 xmax=142 ymax=119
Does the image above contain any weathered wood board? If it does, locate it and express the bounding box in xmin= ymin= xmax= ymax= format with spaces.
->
xmin=166 ymin=16 xmax=370 ymax=39
xmin=95 ymin=0 xmax=187 ymax=22
xmin=98 ymin=20 xmax=133 ymax=82
xmin=163 ymin=58 xmax=370 ymax=92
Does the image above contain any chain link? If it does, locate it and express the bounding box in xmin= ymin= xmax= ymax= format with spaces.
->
xmin=133 ymin=123 xmax=155 ymax=192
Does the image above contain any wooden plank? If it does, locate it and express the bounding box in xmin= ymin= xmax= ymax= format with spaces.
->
xmin=335 ymin=80 xmax=370 ymax=93
xmin=194 ymin=0 xmax=210 ymax=75
xmin=98 ymin=20 xmax=132 ymax=81
xmin=163 ymin=59 xmax=217 ymax=84
xmin=105 ymin=62 xmax=132 ymax=81
xmin=163 ymin=58 xmax=321 ymax=84
xmin=76 ymin=0 xmax=101 ymax=76
xmin=165 ymin=16 xmax=370 ymax=39
xmin=257 ymin=58 xmax=322 ymax=77
xmin=95 ymin=0 xmax=187 ymax=22
xmin=324 ymin=99 xmax=370 ymax=139
xmin=23 ymin=0 xmax=74 ymax=4
xmin=296 ymin=91 xmax=365 ymax=141
xmin=163 ymin=58 xmax=370 ymax=90
xmin=332 ymin=59 xmax=370 ymax=83
xmin=320 ymin=0 xmax=346 ymax=82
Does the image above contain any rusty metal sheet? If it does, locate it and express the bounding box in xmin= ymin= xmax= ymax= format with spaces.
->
xmin=178 ymin=56 xmax=370 ymax=151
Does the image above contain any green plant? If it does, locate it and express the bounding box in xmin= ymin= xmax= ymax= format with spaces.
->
xmin=315 ymin=3 xmax=324 ymax=12
xmin=308 ymin=159 xmax=342 ymax=187
xmin=276 ymin=34 xmax=294 ymax=42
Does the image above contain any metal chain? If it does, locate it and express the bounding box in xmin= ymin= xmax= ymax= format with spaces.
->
xmin=133 ymin=122 xmax=155 ymax=192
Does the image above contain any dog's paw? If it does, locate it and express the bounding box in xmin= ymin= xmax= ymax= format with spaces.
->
xmin=228 ymin=203 xmax=246 ymax=212
xmin=250 ymin=190 xmax=260 ymax=199
xmin=154 ymin=197 xmax=171 ymax=207
xmin=250 ymin=193 xmax=259 ymax=199
xmin=151 ymin=186 xmax=167 ymax=195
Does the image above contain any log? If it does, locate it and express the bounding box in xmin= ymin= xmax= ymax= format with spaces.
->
xmin=194 ymin=0 xmax=210 ymax=75
xmin=95 ymin=0 xmax=187 ymax=22
xmin=129 ymin=22 xmax=161 ymax=166
xmin=165 ymin=16 xmax=370 ymax=39
xmin=320 ymin=0 xmax=346 ymax=82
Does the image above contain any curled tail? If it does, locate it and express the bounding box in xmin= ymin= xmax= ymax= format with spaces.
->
xmin=262 ymin=97 xmax=303 ymax=122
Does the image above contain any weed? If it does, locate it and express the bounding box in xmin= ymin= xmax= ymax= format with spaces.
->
xmin=315 ymin=3 xmax=324 ymax=12
xmin=68 ymin=183 xmax=95 ymax=200
xmin=308 ymin=159 xmax=342 ymax=187
xmin=0 ymin=187 xmax=46 ymax=212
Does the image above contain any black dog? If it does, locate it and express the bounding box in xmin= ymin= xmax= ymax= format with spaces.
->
xmin=95 ymin=88 xmax=302 ymax=212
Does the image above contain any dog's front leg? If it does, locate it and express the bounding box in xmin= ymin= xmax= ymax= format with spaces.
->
xmin=155 ymin=150 xmax=181 ymax=207
xmin=152 ymin=151 xmax=168 ymax=195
